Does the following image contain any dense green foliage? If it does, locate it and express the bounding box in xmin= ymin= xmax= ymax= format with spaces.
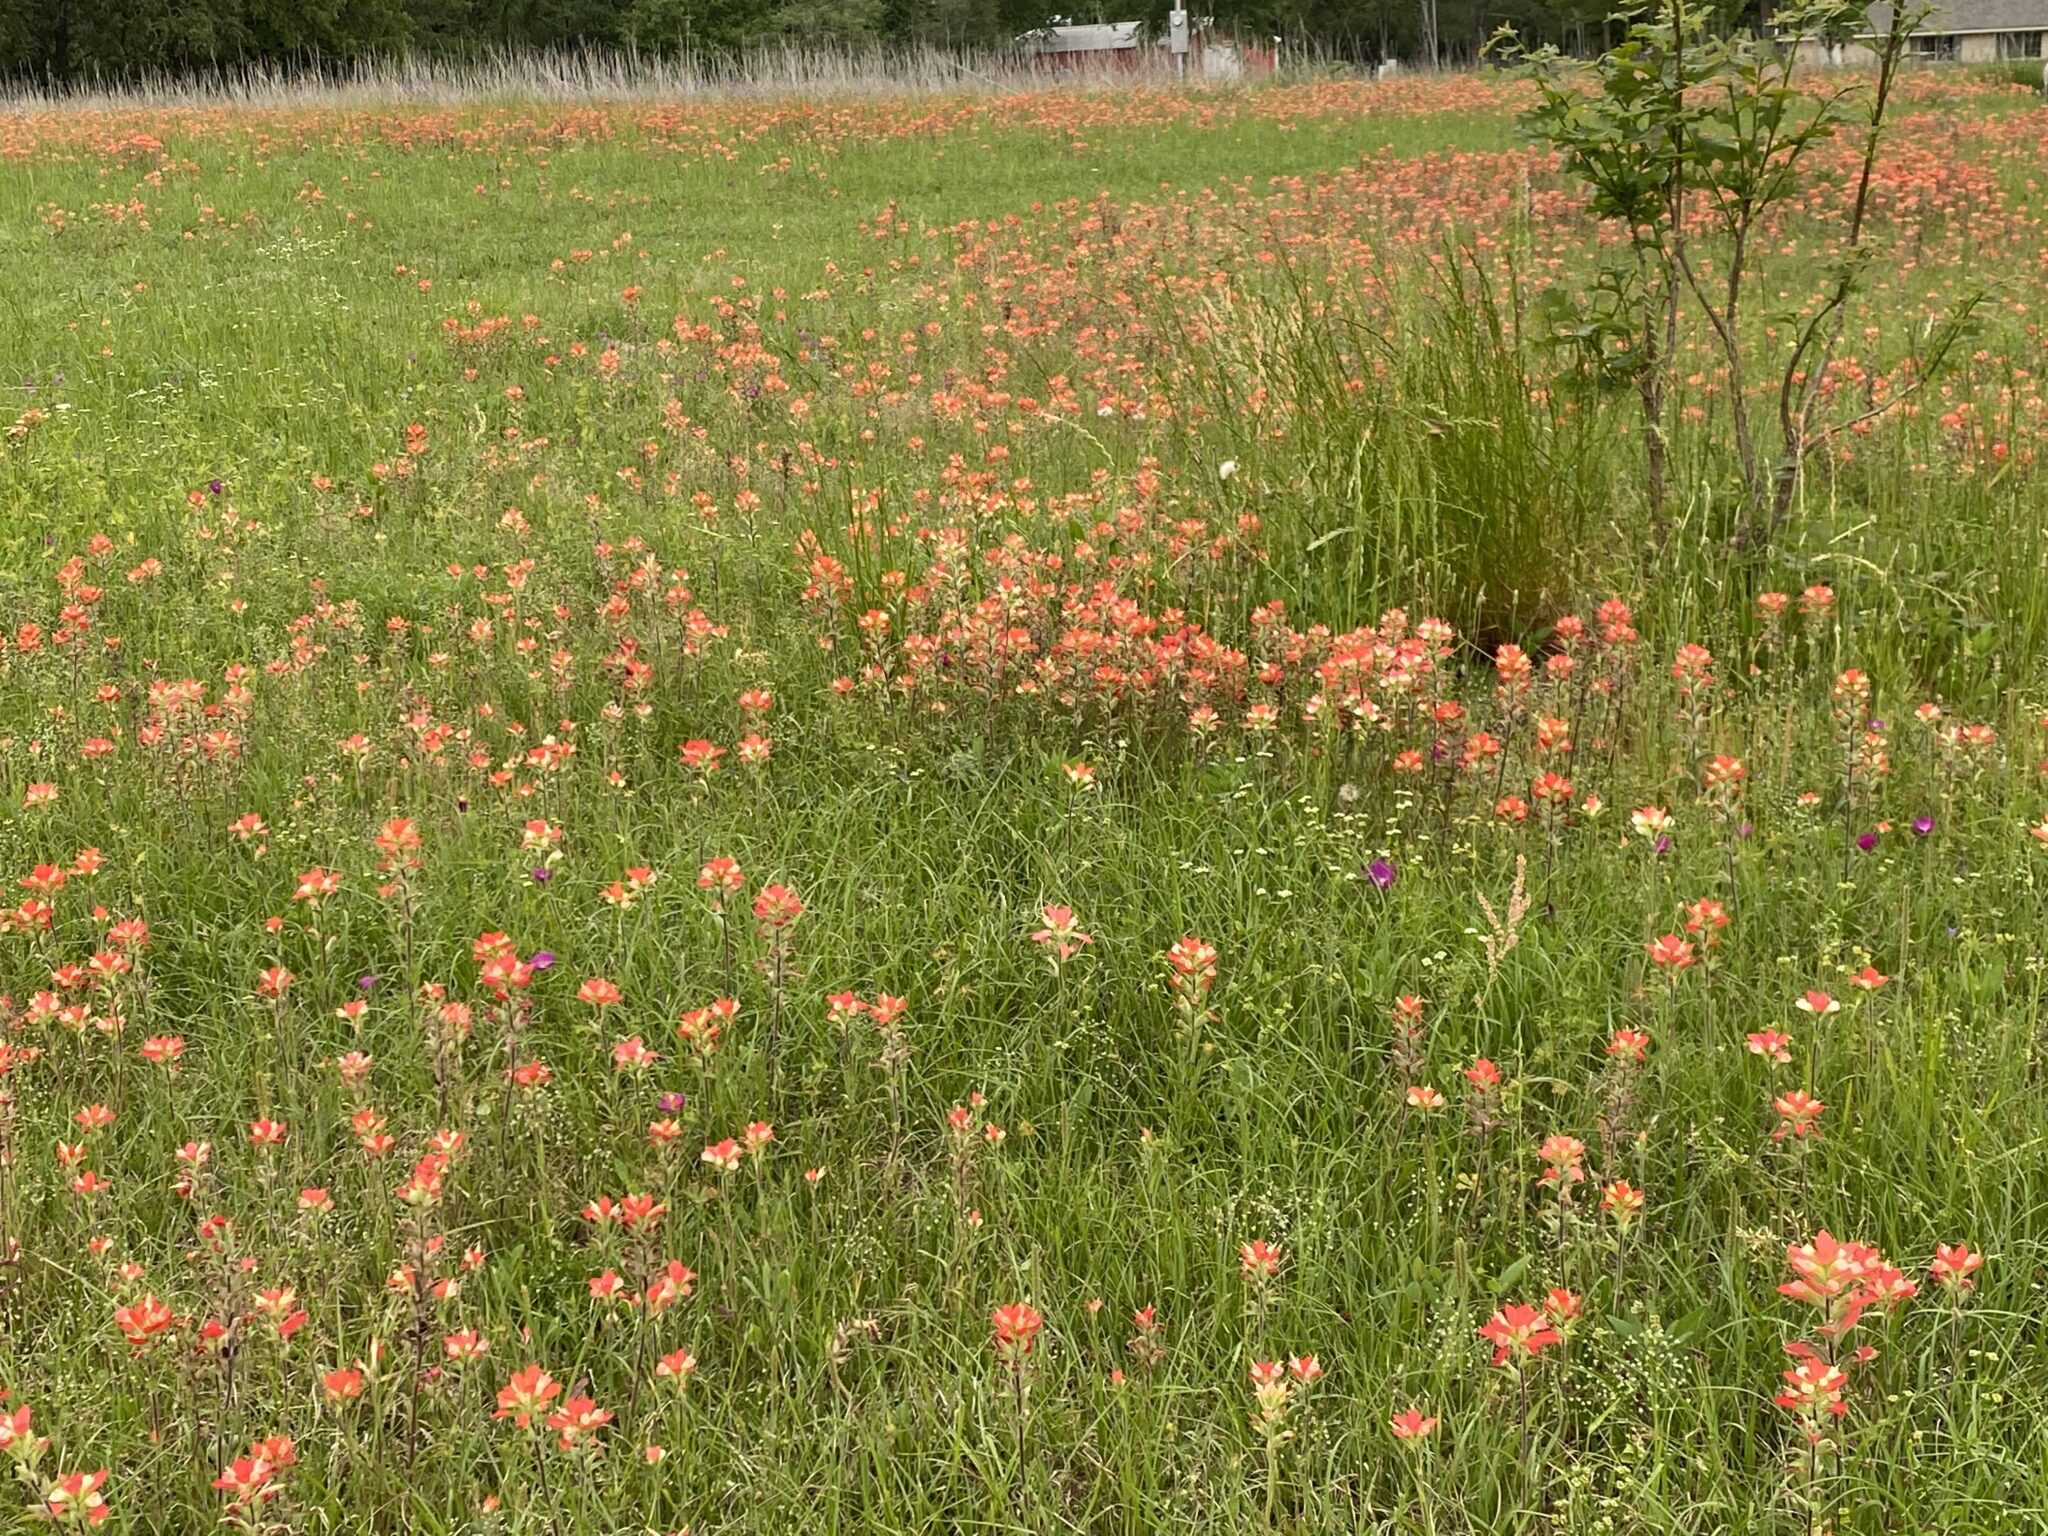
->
xmin=0 ymin=0 xmax=1767 ymax=88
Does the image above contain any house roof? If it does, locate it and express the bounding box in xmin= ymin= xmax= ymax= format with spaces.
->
xmin=1867 ymin=0 xmax=2048 ymax=33
xmin=1018 ymin=22 xmax=1147 ymax=51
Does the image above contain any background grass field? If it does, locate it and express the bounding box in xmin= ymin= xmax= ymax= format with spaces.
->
xmin=4 ymin=65 xmax=2048 ymax=1535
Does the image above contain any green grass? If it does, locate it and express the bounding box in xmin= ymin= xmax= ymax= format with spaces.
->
xmin=1 ymin=70 xmax=2048 ymax=1536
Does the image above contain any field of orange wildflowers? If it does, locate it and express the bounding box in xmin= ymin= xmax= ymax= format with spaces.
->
xmin=4 ymin=66 xmax=2048 ymax=1534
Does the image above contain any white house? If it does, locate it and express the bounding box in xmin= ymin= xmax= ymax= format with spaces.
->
xmin=1798 ymin=0 xmax=2048 ymax=64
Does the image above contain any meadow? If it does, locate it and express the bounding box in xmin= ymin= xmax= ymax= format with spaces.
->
xmin=3 ymin=60 xmax=2048 ymax=1535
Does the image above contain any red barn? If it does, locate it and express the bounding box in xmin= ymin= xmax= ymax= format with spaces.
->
xmin=1019 ymin=21 xmax=1148 ymax=71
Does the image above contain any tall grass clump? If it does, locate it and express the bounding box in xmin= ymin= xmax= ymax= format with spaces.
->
xmin=1179 ymin=255 xmax=1603 ymax=640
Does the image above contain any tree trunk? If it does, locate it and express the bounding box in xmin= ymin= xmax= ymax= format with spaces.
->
xmin=54 ymin=0 xmax=72 ymax=87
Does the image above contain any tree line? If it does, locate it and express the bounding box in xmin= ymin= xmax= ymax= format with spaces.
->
xmin=0 ymin=0 xmax=1769 ymax=89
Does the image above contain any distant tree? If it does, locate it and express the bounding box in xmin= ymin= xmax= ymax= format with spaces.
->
xmin=626 ymin=0 xmax=756 ymax=50
xmin=759 ymin=0 xmax=890 ymax=43
xmin=0 ymin=0 xmax=1610 ymax=83
xmin=239 ymin=0 xmax=414 ymax=61
xmin=2 ymin=0 xmax=418 ymax=82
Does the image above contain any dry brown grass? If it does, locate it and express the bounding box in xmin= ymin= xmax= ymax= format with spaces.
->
xmin=0 ymin=40 xmax=1302 ymax=112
